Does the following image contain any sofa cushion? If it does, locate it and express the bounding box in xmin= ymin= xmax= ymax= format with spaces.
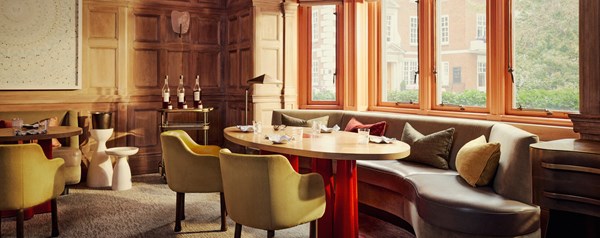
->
xmin=343 ymin=117 xmax=387 ymax=136
xmin=455 ymin=135 xmax=501 ymax=187
xmin=281 ymin=114 xmax=329 ymax=127
xmin=406 ymin=174 xmax=540 ymax=236
xmin=357 ymin=160 xmax=457 ymax=195
xmin=400 ymin=122 xmax=455 ymax=169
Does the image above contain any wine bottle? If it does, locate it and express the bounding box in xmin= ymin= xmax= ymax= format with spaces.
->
xmin=162 ymin=75 xmax=170 ymax=109
xmin=193 ymin=75 xmax=202 ymax=109
xmin=177 ymin=75 xmax=185 ymax=109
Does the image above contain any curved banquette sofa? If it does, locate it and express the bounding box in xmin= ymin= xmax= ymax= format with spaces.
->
xmin=272 ymin=109 xmax=541 ymax=238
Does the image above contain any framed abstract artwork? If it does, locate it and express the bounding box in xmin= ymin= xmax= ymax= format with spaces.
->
xmin=0 ymin=0 xmax=82 ymax=90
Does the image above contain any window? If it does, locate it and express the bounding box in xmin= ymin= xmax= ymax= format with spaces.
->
xmin=299 ymin=4 xmax=343 ymax=109
xmin=380 ymin=0 xmax=418 ymax=104
xmin=437 ymin=1 xmax=486 ymax=107
xmin=410 ymin=16 xmax=418 ymax=45
xmin=372 ymin=0 xmax=577 ymax=123
xmin=312 ymin=11 xmax=319 ymax=41
xmin=440 ymin=15 xmax=449 ymax=45
xmin=477 ymin=57 xmax=486 ymax=91
xmin=512 ymin=0 xmax=579 ymax=112
xmin=476 ymin=14 xmax=486 ymax=40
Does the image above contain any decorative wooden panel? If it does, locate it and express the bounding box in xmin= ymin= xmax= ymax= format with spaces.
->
xmin=260 ymin=13 xmax=279 ymax=41
xmin=239 ymin=11 xmax=252 ymax=43
xmin=134 ymin=50 xmax=160 ymax=88
xmin=134 ymin=14 xmax=160 ymax=42
xmin=228 ymin=16 xmax=239 ymax=45
xmin=89 ymin=48 xmax=117 ymax=89
xmin=240 ymin=48 xmax=253 ymax=86
xmin=89 ymin=11 xmax=117 ymax=39
xmin=228 ymin=50 xmax=239 ymax=87
xmin=194 ymin=16 xmax=221 ymax=45
xmin=194 ymin=51 xmax=222 ymax=89
xmin=166 ymin=51 xmax=190 ymax=84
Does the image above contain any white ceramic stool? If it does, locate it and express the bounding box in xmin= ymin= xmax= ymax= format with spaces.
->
xmin=106 ymin=147 xmax=139 ymax=191
xmin=87 ymin=128 xmax=114 ymax=188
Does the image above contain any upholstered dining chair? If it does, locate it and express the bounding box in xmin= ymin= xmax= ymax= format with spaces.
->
xmin=219 ymin=149 xmax=326 ymax=238
xmin=160 ymin=130 xmax=226 ymax=232
xmin=0 ymin=144 xmax=65 ymax=238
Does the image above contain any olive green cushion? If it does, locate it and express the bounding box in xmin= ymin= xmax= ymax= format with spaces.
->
xmin=281 ymin=114 xmax=329 ymax=127
xmin=400 ymin=122 xmax=455 ymax=169
xmin=456 ymin=135 xmax=501 ymax=187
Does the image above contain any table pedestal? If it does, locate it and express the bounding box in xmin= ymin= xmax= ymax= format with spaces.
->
xmin=87 ymin=129 xmax=114 ymax=188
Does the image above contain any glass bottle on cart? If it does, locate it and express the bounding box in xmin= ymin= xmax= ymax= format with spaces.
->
xmin=177 ymin=75 xmax=186 ymax=109
xmin=162 ymin=75 xmax=170 ymax=109
xmin=193 ymin=75 xmax=203 ymax=109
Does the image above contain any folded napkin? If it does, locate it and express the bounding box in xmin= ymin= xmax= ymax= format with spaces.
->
xmin=369 ymin=135 xmax=396 ymax=144
xmin=236 ymin=125 xmax=254 ymax=132
xmin=320 ymin=124 xmax=340 ymax=133
xmin=15 ymin=129 xmax=47 ymax=136
xmin=265 ymin=134 xmax=292 ymax=144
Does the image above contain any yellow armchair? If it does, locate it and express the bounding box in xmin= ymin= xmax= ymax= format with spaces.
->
xmin=160 ymin=130 xmax=226 ymax=232
xmin=0 ymin=144 xmax=65 ymax=238
xmin=219 ymin=149 xmax=326 ymax=238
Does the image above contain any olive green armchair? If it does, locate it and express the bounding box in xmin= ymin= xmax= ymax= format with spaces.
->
xmin=219 ymin=149 xmax=326 ymax=238
xmin=0 ymin=144 xmax=65 ymax=238
xmin=160 ymin=130 xmax=226 ymax=232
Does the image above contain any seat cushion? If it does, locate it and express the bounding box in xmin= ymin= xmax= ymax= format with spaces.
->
xmin=406 ymin=174 xmax=540 ymax=236
xmin=357 ymin=160 xmax=457 ymax=195
xmin=53 ymin=147 xmax=82 ymax=184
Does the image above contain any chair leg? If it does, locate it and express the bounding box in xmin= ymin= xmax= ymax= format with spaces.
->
xmin=267 ymin=230 xmax=275 ymax=238
xmin=234 ymin=223 xmax=242 ymax=238
xmin=181 ymin=192 xmax=186 ymax=221
xmin=174 ymin=192 xmax=184 ymax=232
xmin=17 ymin=209 xmax=24 ymax=238
xmin=51 ymin=199 xmax=59 ymax=237
xmin=309 ymin=220 xmax=317 ymax=238
xmin=220 ymin=192 xmax=227 ymax=231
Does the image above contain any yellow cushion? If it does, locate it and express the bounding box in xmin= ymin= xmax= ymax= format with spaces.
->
xmin=455 ymin=135 xmax=501 ymax=187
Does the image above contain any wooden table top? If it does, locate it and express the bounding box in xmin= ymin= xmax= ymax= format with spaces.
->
xmin=224 ymin=126 xmax=410 ymax=161
xmin=0 ymin=126 xmax=82 ymax=143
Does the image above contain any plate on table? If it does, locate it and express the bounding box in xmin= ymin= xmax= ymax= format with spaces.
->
xmin=369 ymin=136 xmax=397 ymax=144
xmin=236 ymin=125 xmax=254 ymax=132
xmin=265 ymin=134 xmax=292 ymax=144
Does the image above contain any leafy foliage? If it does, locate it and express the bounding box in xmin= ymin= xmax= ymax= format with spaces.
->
xmin=312 ymin=89 xmax=335 ymax=101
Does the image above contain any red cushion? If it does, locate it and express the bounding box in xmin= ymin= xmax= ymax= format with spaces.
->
xmin=344 ymin=117 xmax=387 ymax=136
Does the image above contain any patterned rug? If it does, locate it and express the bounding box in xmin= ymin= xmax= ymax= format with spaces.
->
xmin=1 ymin=174 xmax=414 ymax=238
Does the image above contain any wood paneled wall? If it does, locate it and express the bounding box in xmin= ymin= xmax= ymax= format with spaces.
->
xmin=0 ymin=0 xmax=258 ymax=175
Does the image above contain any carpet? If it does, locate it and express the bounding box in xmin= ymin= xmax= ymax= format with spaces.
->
xmin=1 ymin=174 xmax=415 ymax=238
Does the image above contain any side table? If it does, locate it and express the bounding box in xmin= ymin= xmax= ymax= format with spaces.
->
xmin=106 ymin=147 xmax=139 ymax=191
xmin=87 ymin=128 xmax=114 ymax=188
xmin=530 ymin=139 xmax=600 ymax=238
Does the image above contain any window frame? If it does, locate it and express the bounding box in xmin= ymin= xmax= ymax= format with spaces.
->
xmin=369 ymin=0 xmax=574 ymax=126
xmin=298 ymin=4 xmax=344 ymax=109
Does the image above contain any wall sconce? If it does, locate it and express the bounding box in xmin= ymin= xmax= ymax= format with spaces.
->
xmin=171 ymin=11 xmax=190 ymax=38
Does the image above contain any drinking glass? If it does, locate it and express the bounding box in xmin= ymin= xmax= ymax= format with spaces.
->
xmin=291 ymin=127 xmax=304 ymax=142
xmin=357 ymin=128 xmax=370 ymax=144
xmin=311 ymin=121 xmax=321 ymax=136
xmin=252 ymin=120 xmax=262 ymax=134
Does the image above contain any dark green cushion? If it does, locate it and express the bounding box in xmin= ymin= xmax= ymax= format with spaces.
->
xmin=281 ymin=114 xmax=329 ymax=127
xmin=400 ymin=122 xmax=455 ymax=169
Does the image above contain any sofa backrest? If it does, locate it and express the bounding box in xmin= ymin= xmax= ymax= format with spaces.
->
xmin=273 ymin=109 xmax=540 ymax=204
xmin=0 ymin=110 xmax=79 ymax=148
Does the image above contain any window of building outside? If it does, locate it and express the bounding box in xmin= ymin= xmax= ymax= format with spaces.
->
xmin=311 ymin=5 xmax=337 ymax=102
xmin=380 ymin=0 xmax=419 ymax=104
xmin=437 ymin=0 xmax=486 ymax=107
xmin=511 ymin=0 xmax=579 ymax=113
xmin=476 ymin=14 xmax=486 ymax=40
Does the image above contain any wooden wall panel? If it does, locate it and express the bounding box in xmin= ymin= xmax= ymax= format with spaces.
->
xmin=135 ymin=14 xmax=161 ymax=42
xmin=166 ymin=51 xmax=191 ymax=84
xmin=240 ymin=48 xmax=253 ymax=86
xmin=228 ymin=50 xmax=239 ymax=88
xmin=228 ymin=16 xmax=239 ymax=45
xmin=89 ymin=48 xmax=117 ymax=89
xmin=240 ymin=12 xmax=252 ymax=43
xmin=134 ymin=50 xmax=160 ymax=88
xmin=194 ymin=51 xmax=222 ymax=89
xmin=194 ymin=17 xmax=221 ymax=45
xmin=89 ymin=11 xmax=117 ymax=39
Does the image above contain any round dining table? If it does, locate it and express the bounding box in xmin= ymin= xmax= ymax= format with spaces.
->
xmin=0 ymin=126 xmax=82 ymax=219
xmin=224 ymin=126 xmax=410 ymax=238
